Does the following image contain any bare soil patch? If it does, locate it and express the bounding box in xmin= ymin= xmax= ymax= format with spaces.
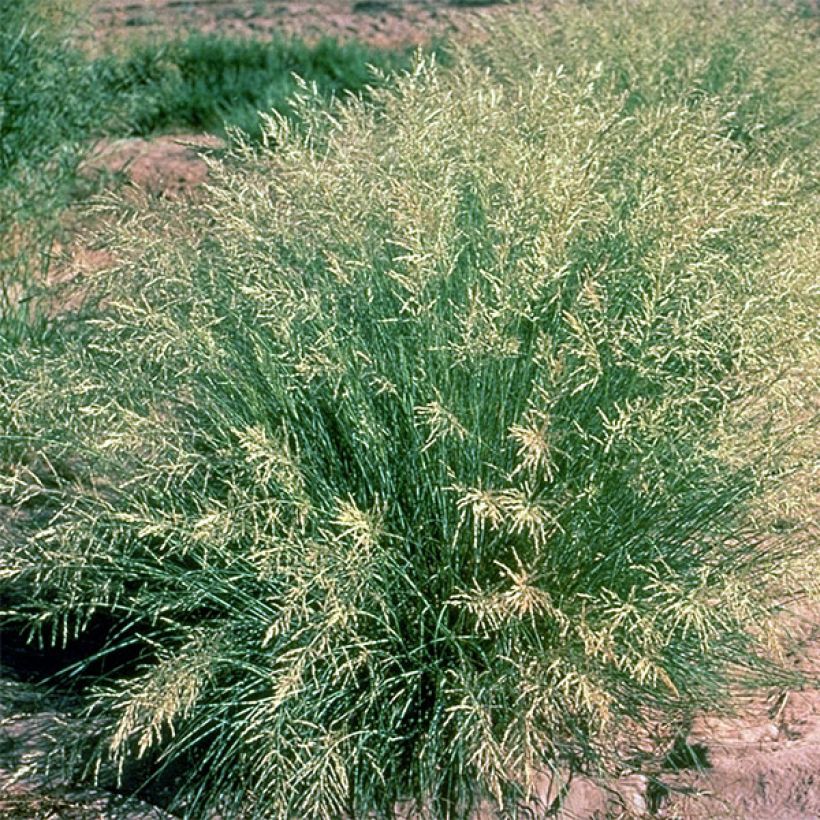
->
xmin=81 ymin=134 xmax=225 ymax=199
xmin=89 ymin=0 xmax=538 ymax=50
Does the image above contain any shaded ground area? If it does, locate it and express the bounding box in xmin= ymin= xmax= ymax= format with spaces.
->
xmin=0 ymin=674 xmax=173 ymax=819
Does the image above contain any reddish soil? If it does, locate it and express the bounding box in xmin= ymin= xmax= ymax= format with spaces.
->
xmin=80 ymin=133 xmax=225 ymax=200
xmin=653 ymin=615 xmax=820 ymax=820
xmin=87 ymin=0 xmax=536 ymax=50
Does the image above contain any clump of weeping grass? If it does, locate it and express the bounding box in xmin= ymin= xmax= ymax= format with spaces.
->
xmin=1 ymin=1 xmax=818 ymax=816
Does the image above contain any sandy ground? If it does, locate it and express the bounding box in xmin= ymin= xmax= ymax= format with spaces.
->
xmin=87 ymin=0 xmax=536 ymax=50
xmin=2 ymin=1 xmax=819 ymax=817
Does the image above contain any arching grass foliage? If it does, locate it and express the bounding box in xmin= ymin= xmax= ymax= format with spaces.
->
xmin=1 ymin=2 xmax=818 ymax=817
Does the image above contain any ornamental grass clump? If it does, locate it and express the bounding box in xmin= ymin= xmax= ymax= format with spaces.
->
xmin=1 ymin=2 xmax=818 ymax=817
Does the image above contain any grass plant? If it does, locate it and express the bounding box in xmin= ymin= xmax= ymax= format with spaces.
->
xmin=94 ymin=34 xmax=422 ymax=140
xmin=1 ymin=1 xmax=818 ymax=817
xmin=0 ymin=0 xmax=100 ymax=348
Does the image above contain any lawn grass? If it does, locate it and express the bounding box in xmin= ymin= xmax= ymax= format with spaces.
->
xmin=1 ymin=1 xmax=818 ymax=818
